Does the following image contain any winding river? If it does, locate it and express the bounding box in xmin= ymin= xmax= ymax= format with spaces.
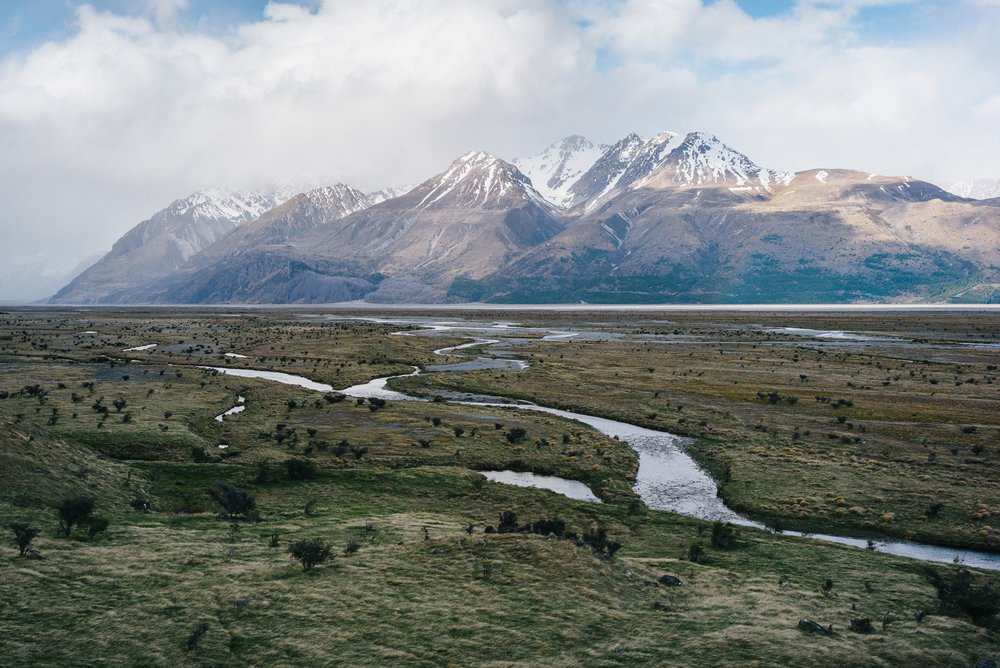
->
xmin=206 ymin=321 xmax=1000 ymax=571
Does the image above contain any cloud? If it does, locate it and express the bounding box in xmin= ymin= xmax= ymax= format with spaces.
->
xmin=0 ymin=0 xmax=998 ymax=299
xmin=146 ymin=0 xmax=189 ymax=25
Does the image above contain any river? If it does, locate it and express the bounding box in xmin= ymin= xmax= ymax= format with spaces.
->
xmin=205 ymin=320 xmax=1000 ymax=571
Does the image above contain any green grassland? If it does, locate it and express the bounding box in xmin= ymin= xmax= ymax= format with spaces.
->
xmin=0 ymin=308 xmax=997 ymax=666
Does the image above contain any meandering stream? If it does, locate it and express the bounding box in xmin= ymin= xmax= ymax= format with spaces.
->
xmin=205 ymin=323 xmax=1000 ymax=571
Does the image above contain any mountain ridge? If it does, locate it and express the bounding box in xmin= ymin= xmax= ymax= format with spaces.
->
xmin=47 ymin=130 xmax=1000 ymax=305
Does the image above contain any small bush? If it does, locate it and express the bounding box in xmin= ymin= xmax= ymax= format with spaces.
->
xmin=286 ymin=457 xmax=318 ymax=481
xmin=207 ymin=483 xmax=257 ymax=521
xmin=344 ymin=540 xmax=360 ymax=555
xmin=9 ymin=522 xmax=41 ymax=556
xmin=710 ymin=522 xmax=738 ymax=549
xmin=497 ymin=510 xmax=519 ymax=533
xmin=582 ymin=528 xmax=622 ymax=560
xmin=687 ymin=542 xmax=705 ymax=563
xmin=130 ymin=497 xmax=152 ymax=513
xmin=288 ymin=538 xmax=332 ymax=571
xmin=254 ymin=461 xmax=281 ymax=484
xmin=56 ymin=496 xmax=95 ymax=536
xmin=186 ymin=623 xmax=209 ymax=651
xmin=505 ymin=427 xmax=527 ymax=443
xmin=84 ymin=515 xmax=109 ymax=538
xmin=926 ymin=567 xmax=1000 ymax=625
xmin=191 ymin=446 xmax=213 ymax=463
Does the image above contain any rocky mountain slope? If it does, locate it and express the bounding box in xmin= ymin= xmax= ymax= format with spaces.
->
xmin=47 ymin=131 xmax=1000 ymax=305
xmin=49 ymin=187 xmax=297 ymax=303
xmin=147 ymin=152 xmax=564 ymax=304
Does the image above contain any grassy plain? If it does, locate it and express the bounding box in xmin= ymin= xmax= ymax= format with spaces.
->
xmin=0 ymin=307 xmax=997 ymax=666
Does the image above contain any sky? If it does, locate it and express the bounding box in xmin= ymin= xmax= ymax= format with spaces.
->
xmin=1 ymin=0 xmax=999 ymax=300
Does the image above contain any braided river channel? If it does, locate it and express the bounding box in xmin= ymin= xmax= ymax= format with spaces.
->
xmin=208 ymin=316 xmax=1000 ymax=571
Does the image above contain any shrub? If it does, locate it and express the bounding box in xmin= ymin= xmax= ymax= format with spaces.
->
xmin=711 ymin=522 xmax=738 ymax=549
xmin=497 ymin=510 xmax=519 ymax=533
xmin=344 ymin=540 xmax=360 ymax=555
xmin=687 ymin=542 xmax=705 ymax=563
xmin=9 ymin=522 xmax=41 ymax=557
xmin=505 ymin=427 xmax=527 ymax=443
xmin=186 ymin=622 xmax=209 ymax=650
xmin=286 ymin=457 xmax=318 ymax=481
xmin=254 ymin=461 xmax=281 ymax=484
xmin=926 ymin=567 xmax=1000 ymax=625
xmin=582 ymin=528 xmax=622 ymax=560
xmin=56 ymin=496 xmax=95 ymax=536
xmin=288 ymin=538 xmax=332 ymax=571
xmin=191 ymin=446 xmax=213 ymax=463
xmin=207 ymin=483 xmax=257 ymax=521
xmin=84 ymin=515 xmax=109 ymax=538
xmin=130 ymin=497 xmax=152 ymax=512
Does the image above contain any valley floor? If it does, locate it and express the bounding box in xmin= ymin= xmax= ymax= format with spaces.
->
xmin=0 ymin=307 xmax=997 ymax=666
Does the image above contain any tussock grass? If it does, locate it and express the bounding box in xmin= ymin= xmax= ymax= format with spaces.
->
xmin=1 ymin=309 xmax=997 ymax=665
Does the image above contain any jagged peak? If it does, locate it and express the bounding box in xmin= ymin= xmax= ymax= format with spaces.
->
xmin=411 ymin=151 xmax=548 ymax=211
xmin=455 ymin=150 xmax=504 ymax=166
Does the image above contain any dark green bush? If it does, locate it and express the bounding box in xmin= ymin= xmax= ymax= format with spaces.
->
xmin=505 ymin=427 xmax=527 ymax=443
xmin=288 ymin=538 xmax=332 ymax=571
xmin=9 ymin=522 xmax=41 ymax=556
xmin=711 ymin=522 xmax=738 ymax=549
xmin=207 ymin=483 xmax=257 ymax=521
xmin=84 ymin=515 xmax=109 ymax=538
xmin=286 ymin=457 xmax=318 ymax=481
xmin=56 ymin=496 xmax=95 ymax=536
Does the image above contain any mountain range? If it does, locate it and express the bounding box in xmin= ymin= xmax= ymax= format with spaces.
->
xmin=49 ymin=131 xmax=1000 ymax=304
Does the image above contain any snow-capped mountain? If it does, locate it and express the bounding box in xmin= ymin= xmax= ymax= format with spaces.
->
xmin=513 ymin=135 xmax=608 ymax=208
xmin=947 ymin=178 xmax=1000 ymax=200
xmin=515 ymin=131 xmax=792 ymax=211
xmin=632 ymin=131 xmax=792 ymax=193
xmin=561 ymin=133 xmax=647 ymax=209
xmin=408 ymin=152 xmax=555 ymax=211
xmin=290 ymin=153 xmax=563 ymax=285
xmin=49 ymin=187 xmax=299 ymax=303
xmin=368 ymin=186 xmax=413 ymax=205
xmin=47 ymin=129 xmax=1000 ymax=305
xmin=106 ymin=187 xmax=297 ymax=265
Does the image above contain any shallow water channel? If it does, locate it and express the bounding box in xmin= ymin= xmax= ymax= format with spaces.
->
xmin=206 ymin=326 xmax=1000 ymax=571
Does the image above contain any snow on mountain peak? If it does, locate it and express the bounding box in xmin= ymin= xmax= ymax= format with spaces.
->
xmin=632 ymin=131 xmax=792 ymax=191
xmin=414 ymin=152 xmax=548 ymax=210
xmin=947 ymin=178 xmax=1000 ymax=200
xmin=513 ymin=135 xmax=608 ymax=208
xmin=304 ymin=183 xmax=374 ymax=219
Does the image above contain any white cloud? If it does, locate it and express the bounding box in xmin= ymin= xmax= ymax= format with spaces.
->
xmin=0 ymin=0 xmax=998 ymax=299
xmin=146 ymin=0 xmax=189 ymax=25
